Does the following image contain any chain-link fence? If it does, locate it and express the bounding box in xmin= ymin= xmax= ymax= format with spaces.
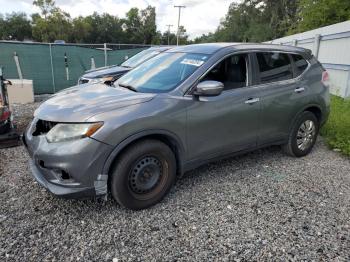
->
xmin=0 ymin=41 xmax=151 ymax=94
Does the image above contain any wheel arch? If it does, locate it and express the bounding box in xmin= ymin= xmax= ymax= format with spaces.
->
xmin=102 ymin=129 xmax=186 ymax=178
xmin=303 ymin=105 xmax=322 ymax=123
xmin=289 ymin=104 xmax=323 ymax=132
xmin=282 ymin=104 xmax=323 ymax=145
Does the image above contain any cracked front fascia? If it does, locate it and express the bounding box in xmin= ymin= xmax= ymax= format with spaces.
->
xmin=94 ymin=174 xmax=108 ymax=197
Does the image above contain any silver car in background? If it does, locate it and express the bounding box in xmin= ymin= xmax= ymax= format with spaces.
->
xmin=78 ymin=46 xmax=173 ymax=85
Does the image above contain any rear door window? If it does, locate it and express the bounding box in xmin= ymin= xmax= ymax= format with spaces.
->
xmin=292 ymin=54 xmax=309 ymax=77
xmin=256 ymin=52 xmax=293 ymax=84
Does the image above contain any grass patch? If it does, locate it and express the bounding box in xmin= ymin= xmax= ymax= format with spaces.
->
xmin=320 ymin=95 xmax=350 ymax=156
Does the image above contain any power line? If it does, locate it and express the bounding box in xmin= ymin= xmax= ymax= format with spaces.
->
xmin=174 ymin=5 xmax=186 ymax=46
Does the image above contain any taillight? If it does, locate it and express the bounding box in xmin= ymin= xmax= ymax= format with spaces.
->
xmin=322 ymin=70 xmax=330 ymax=87
xmin=0 ymin=107 xmax=11 ymax=121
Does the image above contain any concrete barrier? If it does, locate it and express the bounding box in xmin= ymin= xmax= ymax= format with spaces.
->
xmin=7 ymin=79 xmax=34 ymax=105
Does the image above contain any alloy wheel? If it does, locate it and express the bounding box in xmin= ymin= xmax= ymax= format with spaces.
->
xmin=296 ymin=120 xmax=316 ymax=151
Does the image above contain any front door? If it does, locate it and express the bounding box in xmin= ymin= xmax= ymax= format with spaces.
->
xmin=186 ymin=53 xmax=261 ymax=161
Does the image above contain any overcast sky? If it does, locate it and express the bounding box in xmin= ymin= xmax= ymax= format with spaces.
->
xmin=0 ymin=0 xmax=239 ymax=39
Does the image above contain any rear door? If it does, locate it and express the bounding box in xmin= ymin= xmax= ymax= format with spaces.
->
xmin=253 ymin=51 xmax=309 ymax=145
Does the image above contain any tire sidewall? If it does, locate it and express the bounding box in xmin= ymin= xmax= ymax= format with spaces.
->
xmin=110 ymin=140 xmax=176 ymax=210
xmin=290 ymin=112 xmax=319 ymax=157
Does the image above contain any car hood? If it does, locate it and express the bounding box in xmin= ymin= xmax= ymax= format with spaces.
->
xmin=82 ymin=65 xmax=131 ymax=79
xmin=34 ymin=83 xmax=155 ymax=122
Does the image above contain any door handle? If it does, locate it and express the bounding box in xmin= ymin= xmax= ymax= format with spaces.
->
xmin=294 ymin=87 xmax=305 ymax=93
xmin=245 ymin=98 xmax=260 ymax=105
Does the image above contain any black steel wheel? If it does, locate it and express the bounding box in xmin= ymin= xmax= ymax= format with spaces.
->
xmin=110 ymin=139 xmax=176 ymax=210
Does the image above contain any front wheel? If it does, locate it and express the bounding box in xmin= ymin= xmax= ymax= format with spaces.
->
xmin=282 ymin=111 xmax=319 ymax=157
xmin=110 ymin=139 xmax=176 ymax=210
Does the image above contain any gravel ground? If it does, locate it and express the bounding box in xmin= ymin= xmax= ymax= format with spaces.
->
xmin=1 ymin=103 xmax=350 ymax=261
xmin=10 ymin=103 xmax=41 ymax=133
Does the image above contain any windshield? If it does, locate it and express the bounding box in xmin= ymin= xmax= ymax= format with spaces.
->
xmin=121 ymin=49 xmax=160 ymax=68
xmin=117 ymin=52 xmax=209 ymax=93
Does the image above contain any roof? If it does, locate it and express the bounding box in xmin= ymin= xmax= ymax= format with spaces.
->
xmin=148 ymin=46 xmax=175 ymax=52
xmin=167 ymin=42 xmax=310 ymax=55
xmin=168 ymin=43 xmax=234 ymax=54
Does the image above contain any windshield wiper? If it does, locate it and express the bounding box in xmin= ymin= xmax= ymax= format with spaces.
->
xmin=118 ymin=83 xmax=137 ymax=92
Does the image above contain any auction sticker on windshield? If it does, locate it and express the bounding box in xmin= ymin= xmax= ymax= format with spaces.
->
xmin=181 ymin=58 xmax=205 ymax=67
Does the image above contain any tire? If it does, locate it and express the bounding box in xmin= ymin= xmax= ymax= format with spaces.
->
xmin=282 ymin=111 xmax=319 ymax=157
xmin=0 ymin=121 xmax=11 ymax=135
xmin=110 ymin=139 xmax=176 ymax=210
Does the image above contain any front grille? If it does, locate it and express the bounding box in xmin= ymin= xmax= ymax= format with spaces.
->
xmin=33 ymin=119 xmax=57 ymax=136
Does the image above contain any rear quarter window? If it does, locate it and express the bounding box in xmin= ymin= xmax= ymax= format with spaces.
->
xmin=292 ymin=54 xmax=309 ymax=77
xmin=256 ymin=52 xmax=293 ymax=84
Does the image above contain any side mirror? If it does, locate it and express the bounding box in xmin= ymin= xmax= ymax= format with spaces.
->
xmin=193 ymin=80 xmax=224 ymax=97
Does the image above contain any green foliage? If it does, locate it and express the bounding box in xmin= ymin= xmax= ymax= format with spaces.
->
xmin=293 ymin=0 xmax=350 ymax=33
xmin=0 ymin=1 xmax=174 ymax=44
xmin=33 ymin=0 xmax=55 ymax=19
xmin=0 ymin=12 xmax=32 ymax=41
xmin=123 ymin=6 xmax=157 ymax=44
xmin=194 ymin=0 xmax=349 ymax=43
xmin=70 ymin=16 xmax=93 ymax=43
xmin=194 ymin=0 xmax=298 ymax=43
xmin=321 ymin=96 xmax=350 ymax=156
xmin=1 ymin=0 xmax=349 ymax=44
xmin=81 ymin=12 xmax=125 ymax=43
xmin=32 ymin=7 xmax=72 ymax=42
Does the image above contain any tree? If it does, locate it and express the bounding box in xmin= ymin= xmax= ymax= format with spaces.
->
xmin=177 ymin=25 xmax=189 ymax=45
xmin=194 ymin=0 xmax=298 ymax=43
xmin=33 ymin=0 xmax=55 ymax=20
xmin=32 ymin=8 xmax=72 ymax=42
xmin=80 ymin=12 xmax=125 ymax=43
xmin=31 ymin=0 xmax=72 ymax=42
xmin=122 ymin=8 xmax=143 ymax=43
xmin=0 ymin=12 xmax=32 ymax=41
xmin=140 ymin=6 xmax=157 ymax=44
xmin=70 ymin=16 xmax=92 ymax=43
xmin=122 ymin=6 xmax=157 ymax=44
xmin=294 ymin=0 xmax=350 ymax=33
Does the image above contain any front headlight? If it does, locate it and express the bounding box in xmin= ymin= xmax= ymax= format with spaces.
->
xmin=46 ymin=122 xmax=103 ymax=143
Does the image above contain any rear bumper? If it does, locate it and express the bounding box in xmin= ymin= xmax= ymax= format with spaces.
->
xmin=23 ymin=119 xmax=113 ymax=199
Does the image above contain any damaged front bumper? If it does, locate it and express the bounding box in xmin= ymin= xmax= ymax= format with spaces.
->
xmin=23 ymin=118 xmax=113 ymax=199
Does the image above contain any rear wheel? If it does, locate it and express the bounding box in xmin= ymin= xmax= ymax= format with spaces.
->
xmin=282 ymin=111 xmax=319 ymax=157
xmin=110 ymin=139 xmax=176 ymax=210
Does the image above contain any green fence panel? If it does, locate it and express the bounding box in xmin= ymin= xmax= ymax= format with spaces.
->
xmin=50 ymin=45 xmax=104 ymax=92
xmin=107 ymin=47 xmax=145 ymax=66
xmin=0 ymin=42 xmax=52 ymax=94
xmin=0 ymin=42 xmax=147 ymax=94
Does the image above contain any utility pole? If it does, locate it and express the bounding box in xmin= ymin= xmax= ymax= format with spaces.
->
xmin=166 ymin=24 xmax=173 ymax=45
xmin=174 ymin=5 xmax=186 ymax=46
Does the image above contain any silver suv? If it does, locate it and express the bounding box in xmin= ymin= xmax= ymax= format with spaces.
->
xmin=24 ymin=43 xmax=330 ymax=210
